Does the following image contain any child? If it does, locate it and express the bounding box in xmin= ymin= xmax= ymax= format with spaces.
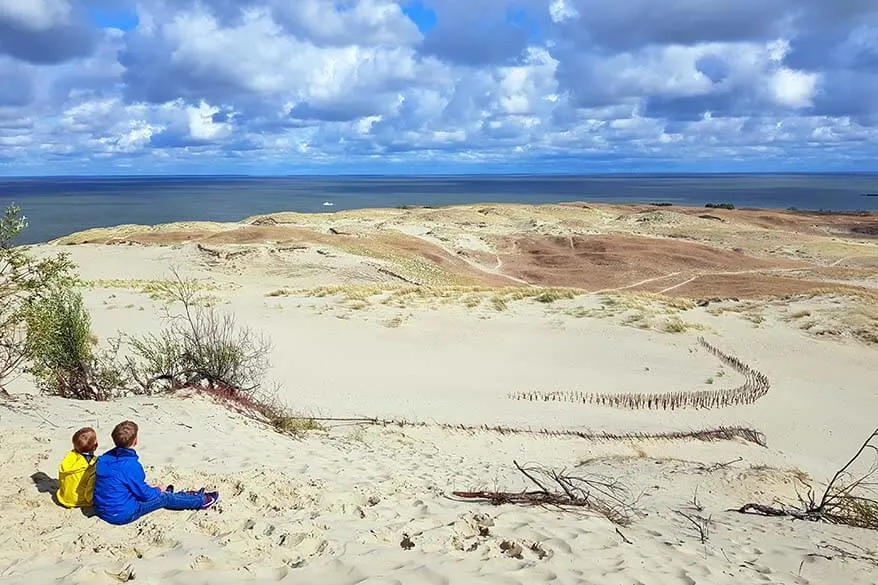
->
xmin=93 ymin=420 xmax=219 ymax=525
xmin=57 ymin=427 xmax=99 ymax=508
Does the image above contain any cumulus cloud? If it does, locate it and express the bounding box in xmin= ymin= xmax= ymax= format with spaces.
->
xmin=0 ymin=0 xmax=73 ymax=30
xmin=0 ymin=0 xmax=877 ymax=173
xmin=0 ymin=0 xmax=96 ymax=63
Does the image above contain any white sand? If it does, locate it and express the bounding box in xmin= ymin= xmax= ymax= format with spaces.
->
xmin=1 ymin=243 xmax=876 ymax=584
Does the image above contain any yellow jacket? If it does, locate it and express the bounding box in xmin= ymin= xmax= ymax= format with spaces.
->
xmin=57 ymin=451 xmax=97 ymax=508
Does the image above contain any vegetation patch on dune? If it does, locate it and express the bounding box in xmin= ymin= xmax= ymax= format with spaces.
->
xmin=82 ymin=278 xmax=233 ymax=301
xmin=784 ymin=292 xmax=878 ymax=344
xmin=267 ymin=285 xmax=583 ymax=311
xmin=711 ymin=290 xmax=878 ymax=344
xmin=559 ymin=292 xmax=702 ymax=333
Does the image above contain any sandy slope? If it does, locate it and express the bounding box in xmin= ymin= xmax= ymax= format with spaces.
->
xmin=49 ymin=203 xmax=878 ymax=297
xmin=1 ymin=206 xmax=877 ymax=584
xmin=2 ymin=393 xmax=877 ymax=585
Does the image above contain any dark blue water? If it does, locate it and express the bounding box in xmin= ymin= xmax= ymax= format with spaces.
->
xmin=1 ymin=174 xmax=877 ymax=244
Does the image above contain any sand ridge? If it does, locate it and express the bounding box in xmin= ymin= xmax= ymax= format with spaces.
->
xmin=1 ymin=203 xmax=876 ymax=583
xmin=50 ymin=203 xmax=878 ymax=298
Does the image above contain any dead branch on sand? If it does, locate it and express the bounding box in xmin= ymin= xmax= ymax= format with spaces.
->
xmin=676 ymin=510 xmax=712 ymax=543
xmin=451 ymin=460 xmax=637 ymax=525
xmin=799 ymin=543 xmax=878 ymax=576
xmin=735 ymin=428 xmax=878 ymax=530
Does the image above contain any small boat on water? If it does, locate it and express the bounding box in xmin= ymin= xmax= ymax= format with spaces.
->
xmin=322 ymin=201 xmax=335 ymax=206
xmin=863 ymin=193 xmax=878 ymax=197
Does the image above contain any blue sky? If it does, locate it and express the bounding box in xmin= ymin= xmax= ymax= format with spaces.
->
xmin=1 ymin=0 xmax=877 ymax=176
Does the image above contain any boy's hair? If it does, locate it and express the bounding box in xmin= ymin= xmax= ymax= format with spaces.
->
xmin=111 ymin=420 xmax=139 ymax=448
xmin=72 ymin=427 xmax=98 ymax=454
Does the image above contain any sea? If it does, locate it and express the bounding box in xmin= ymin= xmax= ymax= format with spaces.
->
xmin=1 ymin=174 xmax=877 ymax=245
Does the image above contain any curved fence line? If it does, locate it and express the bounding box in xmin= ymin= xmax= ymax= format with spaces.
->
xmin=509 ymin=337 xmax=770 ymax=411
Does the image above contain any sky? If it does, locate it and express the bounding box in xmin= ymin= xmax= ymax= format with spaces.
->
xmin=0 ymin=0 xmax=877 ymax=175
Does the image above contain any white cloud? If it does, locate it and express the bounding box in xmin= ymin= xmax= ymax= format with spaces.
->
xmin=549 ymin=0 xmax=579 ymax=23
xmin=770 ymin=68 xmax=819 ymax=108
xmin=187 ymin=101 xmax=232 ymax=141
xmin=0 ymin=0 xmax=71 ymax=31
xmin=0 ymin=0 xmax=876 ymax=173
xmin=272 ymin=0 xmax=421 ymax=45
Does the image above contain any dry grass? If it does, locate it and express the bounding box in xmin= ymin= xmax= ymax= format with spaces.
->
xmin=779 ymin=292 xmax=878 ymax=344
xmin=82 ymin=278 xmax=230 ymax=301
xmin=787 ymin=309 xmax=811 ymax=319
xmin=491 ymin=295 xmax=509 ymax=311
xmin=268 ymin=414 xmax=324 ymax=434
xmin=664 ymin=318 xmax=703 ymax=333
xmin=534 ymin=289 xmax=577 ymax=303
xmin=267 ymin=285 xmax=585 ymax=311
xmin=384 ymin=316 xmax=405 ymax=328
xmin=561 ymin=292 xmax=702 ymax=334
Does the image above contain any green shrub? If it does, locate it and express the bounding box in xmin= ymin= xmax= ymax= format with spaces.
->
xmin=127 ymin=272 xmax=272 ymax=395
xmin=24 ymin=287 xmax=118 ymax=399
xmin=705 ymin=202 xmax=736 ymax=210
xmin=0 ymin=205 xmax=74 ymax=390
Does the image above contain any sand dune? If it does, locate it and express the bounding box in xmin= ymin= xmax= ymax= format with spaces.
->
xmin=51 ymin=203 xmax=878 ymax=297
xmin=2 ymin=203 xmax=876 ymax=583
xmin=2 ymin=391 xmax=876 ymax=585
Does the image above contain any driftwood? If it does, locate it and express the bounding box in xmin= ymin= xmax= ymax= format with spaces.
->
xmin=250 ymin=216 xmax=278 ymax=226
xmin=196 ymin=243 xmax=253 ymax=260
xmin=735 ymin=428 xmax=878 ymax=530
xmin=452 ymin=461 xmax=636 ymax=525
xmin=377 ymin=267 xmax=421 ymax=286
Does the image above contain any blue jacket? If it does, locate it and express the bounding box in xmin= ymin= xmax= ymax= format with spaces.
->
xmin=93 ymin=447 xmax=160 ymax=524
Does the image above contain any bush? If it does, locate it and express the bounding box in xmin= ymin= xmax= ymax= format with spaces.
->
xmin=128 ymin=271 xmax=272 ymax=397
xmin=0 ymin=205 xmax=75 ymax=392
xmin=123 ymin=272 xmax=317 ymax=434
xmin=24 ymin=287 xmax=122 ymax=400
xmin=705 ymin=202 xmax=735 ymax=210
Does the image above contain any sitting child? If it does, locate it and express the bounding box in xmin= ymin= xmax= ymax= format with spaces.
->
xmin=93 ymin=420 xmax=219 ymax=525
xmin=57 ymin=427 xmax=99 ymax=508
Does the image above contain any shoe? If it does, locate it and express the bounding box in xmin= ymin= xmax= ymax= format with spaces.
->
xmin=202 ymin=492 xmax=220 ymax=509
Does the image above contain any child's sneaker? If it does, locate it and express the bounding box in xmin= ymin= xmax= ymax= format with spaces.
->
xmin=202 ymin=492 xmax=220 ymax=509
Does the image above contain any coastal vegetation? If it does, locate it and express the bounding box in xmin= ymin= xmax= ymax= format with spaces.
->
xmin=1 ymin=206 xmax=308 ymax=433
xmin=0 ymin=205 xmax=76 ymax=395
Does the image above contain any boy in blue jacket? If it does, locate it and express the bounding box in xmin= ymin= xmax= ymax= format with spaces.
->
xmin=93 ymin=420 xmax=219 ymax=525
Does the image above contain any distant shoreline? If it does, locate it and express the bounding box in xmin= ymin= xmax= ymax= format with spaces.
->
xmin=40 ymin=201 xmax=877 ymax=247
xmin=5 ymin=171 xmax=878 ymax=180
xmin=5 ymin=174 xmax=877 ymax=245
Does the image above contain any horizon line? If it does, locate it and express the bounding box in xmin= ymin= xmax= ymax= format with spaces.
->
xmin=4 ymin=171 xmax=878 ymax=180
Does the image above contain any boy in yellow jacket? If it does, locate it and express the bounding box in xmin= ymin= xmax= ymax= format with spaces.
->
xmin=57 ymin=427 xmax=99 ymax=508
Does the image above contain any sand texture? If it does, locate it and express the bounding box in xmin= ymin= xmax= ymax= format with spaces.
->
xmin=1 ymin=203 xmax=877 ymax=583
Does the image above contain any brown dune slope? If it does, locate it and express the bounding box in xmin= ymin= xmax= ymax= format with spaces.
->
xmin=481 ymin=234 xmax=800 ymax=290
xmin=53 ymin=203 xmax=878 ymax=298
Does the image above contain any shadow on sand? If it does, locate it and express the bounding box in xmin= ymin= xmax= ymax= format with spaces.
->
xmin=30 ymin=471 xmax=96 ymax=517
